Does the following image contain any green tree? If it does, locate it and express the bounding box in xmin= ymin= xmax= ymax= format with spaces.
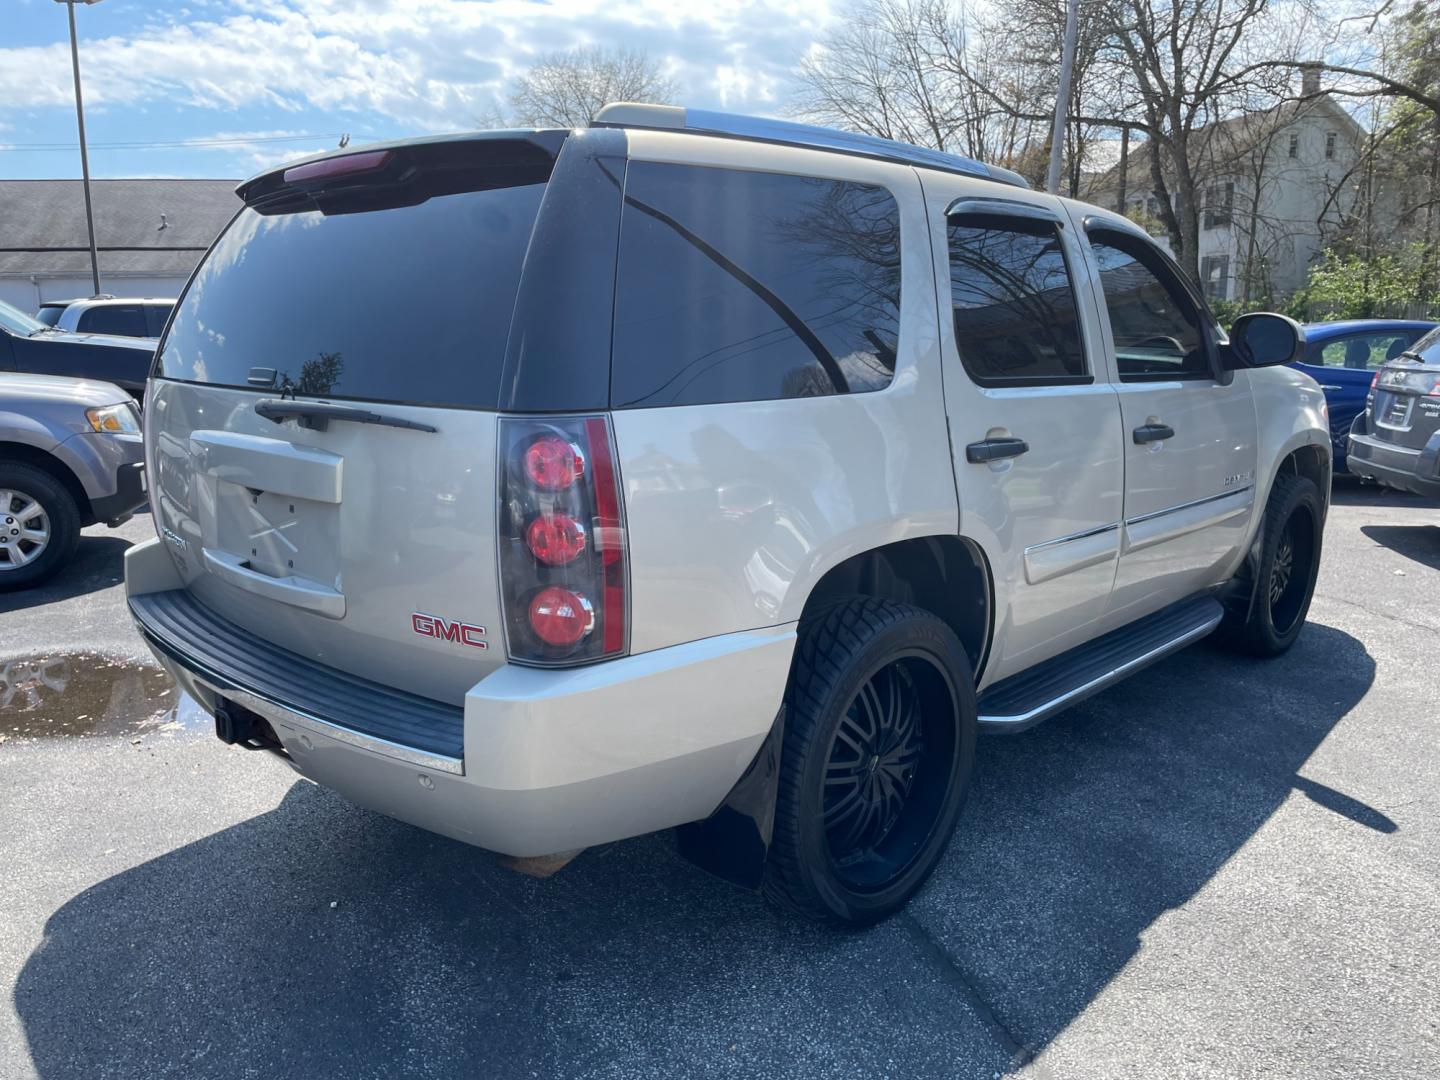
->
xmin=1297 ymin=246 xmax=1434 ymax=319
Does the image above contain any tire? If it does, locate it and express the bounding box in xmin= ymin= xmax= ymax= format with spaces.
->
xmin=762 ymin=598 xmax=977 ymax=926
xmin=1217 ymin=473 xmax=1323 ymax=657
xmin=0 ymin=462 xmax=82 ymax=592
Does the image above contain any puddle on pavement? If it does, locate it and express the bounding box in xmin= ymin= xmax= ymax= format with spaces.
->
xmin=0 ymin=653 xmax=209 ymax=742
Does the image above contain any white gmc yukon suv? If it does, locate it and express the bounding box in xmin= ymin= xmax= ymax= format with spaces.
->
xmin=126 ymin=105 xmax=1330 ymax=925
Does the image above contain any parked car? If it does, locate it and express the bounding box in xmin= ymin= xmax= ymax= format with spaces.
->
xmin=0 ymin=372 xmax=146 ymax=589
xmin=124 ymin=106 xmax=1330 ymax=925
xmin=33 ymin=303 xmax=67 ymax=327
xmin=39 ymin=296 xmax=176 ymax=339
xmin=1347 ymin=325 xmax=1440 ymax=498
xmin=0 ymin=298 xmax=155 ymax=399
xmin=1294 ymin=318 xmax=1436 ymax=470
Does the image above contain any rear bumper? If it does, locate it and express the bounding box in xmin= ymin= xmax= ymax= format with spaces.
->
xmin=124 ymin=538 xmax=795 ymax=856
xmin=1347 ymin=424 xmax=1440 ymax=498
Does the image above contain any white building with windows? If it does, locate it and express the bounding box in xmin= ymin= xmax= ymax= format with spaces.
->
xmin=1089 ymin=83 xmax=1372 ymax=304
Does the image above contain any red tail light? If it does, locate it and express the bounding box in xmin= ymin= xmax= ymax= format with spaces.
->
xmin=524 ymin=435 xmax=585 ymax=491
xmin=498 ymin=416 xmax=628 ymax=665
xmin=525 ymin=513 xmax=587 ymax=566
xmin=528 ymin=586 xmax=594 ymax=646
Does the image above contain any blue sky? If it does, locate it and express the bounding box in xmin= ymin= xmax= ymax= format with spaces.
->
xmin=0 ymin=0 xmax=833 ymax=180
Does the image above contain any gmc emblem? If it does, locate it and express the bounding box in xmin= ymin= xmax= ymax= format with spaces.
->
xmin=412 ymin=612 xmax=488 ymax=650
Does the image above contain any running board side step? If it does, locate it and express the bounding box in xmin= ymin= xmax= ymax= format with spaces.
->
xmin=977 ymin=595 xmax=1224 ymax=733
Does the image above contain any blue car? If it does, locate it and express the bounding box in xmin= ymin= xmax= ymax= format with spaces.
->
xmin=1295 ymin=319 xmax=1437 ymax=471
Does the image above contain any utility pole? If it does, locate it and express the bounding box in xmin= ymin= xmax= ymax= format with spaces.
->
xmin=55 ymin=0 xmax=104 ymax=297
xmin=1046 ymin=0 xmax=1080 ymax=195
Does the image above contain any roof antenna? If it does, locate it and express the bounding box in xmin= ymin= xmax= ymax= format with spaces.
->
xmin=156 ymin=212 xmax=168 ymax=232
xmin=338 ymin=133 xmax=350 ymax=148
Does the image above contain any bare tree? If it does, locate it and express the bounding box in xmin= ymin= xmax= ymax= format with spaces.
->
xmin=792 ymin=0 xmax=1052 ymax=167
xmin=508 ymin=47 xmax=677 ymax=128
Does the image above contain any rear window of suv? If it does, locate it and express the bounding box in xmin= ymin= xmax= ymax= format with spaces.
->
xmin=1407 ymin=326 xmax=1440 ymax=364
xmin=611 ymin=163 xmax=902 ymax=408
xmin=157 ymin=142 xmax=551 ymax=409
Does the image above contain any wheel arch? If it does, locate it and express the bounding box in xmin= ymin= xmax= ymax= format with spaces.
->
xmin=1274 ymin=442 xmax=1331 ymax=516
xmin=0 ymin=441 xmax=95 ymax=525
xmin=796 ymin=534 xmax=994 ymax=683
xmin=1224 ymin=437 xmax=1330 ymax=622
xmin=678 ymin=534 xmax=993 ymax=892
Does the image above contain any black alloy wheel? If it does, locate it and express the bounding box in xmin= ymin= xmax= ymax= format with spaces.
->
xmin=763 ymin=598 xmax=976 ymax=925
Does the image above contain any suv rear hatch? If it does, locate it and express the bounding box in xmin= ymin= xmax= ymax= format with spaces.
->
xmin=147 ymin=130 xmax=626 ymax=703
xmin=1365 ymin=327 xmax=1440 ymax=454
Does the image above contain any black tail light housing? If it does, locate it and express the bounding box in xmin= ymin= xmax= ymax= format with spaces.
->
xmin=497 ymin=415 xmax=628 ymax=666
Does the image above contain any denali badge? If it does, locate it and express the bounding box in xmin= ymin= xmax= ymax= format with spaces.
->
xmin=412 ymin=612 xmax=488 ymax=650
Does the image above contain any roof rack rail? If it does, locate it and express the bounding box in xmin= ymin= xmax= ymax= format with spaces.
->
xmin=592 ymin=103 xmax=1029 ymax=190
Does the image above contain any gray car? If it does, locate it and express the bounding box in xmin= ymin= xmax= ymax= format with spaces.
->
xmin=0 ymin=372 xmax=146 ymax=589
xmin=1348 ymin=324 xmax=1440 ymax=498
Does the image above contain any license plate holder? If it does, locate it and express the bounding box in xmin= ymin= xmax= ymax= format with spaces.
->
xmin=1378 ymin=394 xmax=1414 ymax=430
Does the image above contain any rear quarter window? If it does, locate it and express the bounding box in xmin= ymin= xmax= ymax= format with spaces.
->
xmin=79 ymin=304 xmax=149 ymax=337
xmin=610 ymin=163 xmax=902 ymax=408
xmin=145 ymin=304 xmax=173 ymax=337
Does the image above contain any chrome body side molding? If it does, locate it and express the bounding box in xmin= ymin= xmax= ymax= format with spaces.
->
xmin=1022 ymin=522 xmax=1121 ymax=585
xmin=1123 ymin=487 xmax=1254 ymax=554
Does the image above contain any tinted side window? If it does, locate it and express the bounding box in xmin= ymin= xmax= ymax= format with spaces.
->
xmin=1317 ymin=333 xmax=1411 ymax=369
xmin=79 ymin=305 xmax=148 ymax=337
xmin=1089 ymin=233 xmax=1208 ymax=380
xmin=947 ymin=214 xmax=1087 ymax=386
xmin=611 ymin=163 xmax=901 ymax=408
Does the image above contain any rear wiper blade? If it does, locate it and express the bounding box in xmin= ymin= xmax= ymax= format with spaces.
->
xmin=254 ymin=398 xmax=437 ymax=433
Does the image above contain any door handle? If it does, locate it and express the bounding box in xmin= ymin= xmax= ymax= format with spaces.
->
xmin=1133 ymin=423 xmax=1175 ymax=445
xmin=1318 ymin=384 xmax=1343 ymax=392
xmin=966 ymin=436 xmax=1029 ymax=463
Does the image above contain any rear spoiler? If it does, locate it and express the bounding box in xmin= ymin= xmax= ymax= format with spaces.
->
xmin=236 ymin=130 xmax=569 ymax=214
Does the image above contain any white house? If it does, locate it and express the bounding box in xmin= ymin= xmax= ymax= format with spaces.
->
xmin=1088 ymin=81 xmax=1374 ymax=303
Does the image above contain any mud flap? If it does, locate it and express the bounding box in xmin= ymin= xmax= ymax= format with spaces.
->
xmin=675 ymin=707 xmax=785 ymax=890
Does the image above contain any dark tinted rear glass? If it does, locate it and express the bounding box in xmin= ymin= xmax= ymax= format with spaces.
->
xmin=1408 ymin=325 xmax=1440 ymax=364
xmin=948 ymin=214 xmax=1087 ymax=385
xmin=159 ymin=148 xmax=549 ymax=409
xmin=611 ymin=163 xmax=901 ymax=408
xmin=79 ymin=304 xmax=149 ymax=337
xmin=35 ymin=306 xmax=65 ymax=327
xmin=145 ymin=304 xmax=174 ymax=337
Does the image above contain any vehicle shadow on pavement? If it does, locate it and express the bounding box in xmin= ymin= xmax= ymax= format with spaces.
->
xmin=0 ymin=535 xmax=130 ymax=616
xmin=15 ymin=622 xmax=1377 ymax=1078
xmin=1329 ymin=481 xmax=1428 ymax=509
xmin=1359 ymin=523 xmax=1440 ymax=572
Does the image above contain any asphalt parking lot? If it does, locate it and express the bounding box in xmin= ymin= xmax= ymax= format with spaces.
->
xmin=2 ymin=483 xmax=1437 ymax=1080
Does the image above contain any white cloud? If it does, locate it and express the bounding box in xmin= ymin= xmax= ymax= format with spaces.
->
xmin=0 ymin=0 xmax=834 ymax=132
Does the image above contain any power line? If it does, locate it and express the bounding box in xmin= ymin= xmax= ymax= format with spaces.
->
xmin=0 ymin=132 xmax=393 ymax=153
